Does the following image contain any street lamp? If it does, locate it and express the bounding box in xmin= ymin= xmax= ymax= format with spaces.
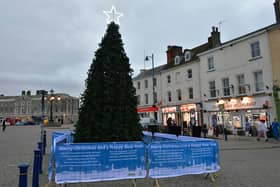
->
xmin=144 ymin=54 xmax=156 ymax=121
xmin=49 ymin=89 xmax=61 ymax=124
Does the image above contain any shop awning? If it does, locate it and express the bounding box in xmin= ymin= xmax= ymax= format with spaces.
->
xmin=137 ymin=106 xmax=159 ymax=113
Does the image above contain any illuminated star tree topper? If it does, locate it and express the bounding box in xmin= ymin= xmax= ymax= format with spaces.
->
xmin=103 ymin=6 xmax=123 ymax=25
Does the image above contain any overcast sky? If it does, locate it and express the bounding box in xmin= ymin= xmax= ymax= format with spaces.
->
xmin=0 ymin=0 xmax=276 ymax=97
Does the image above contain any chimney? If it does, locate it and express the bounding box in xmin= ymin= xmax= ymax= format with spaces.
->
xmin=274 ymin=0 xmax=280 ymax=23
xmin=21 ymin=90 xmax=26 ymax=96
xmin=166 ymin=45 xmax=183 ymax=64
xmin=208 ymin=26 xmax=221 ymax=49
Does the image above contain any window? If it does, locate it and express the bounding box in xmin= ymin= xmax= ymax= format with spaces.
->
xmin=153 ymin=92 xmax=157 ymax=104
xmin=137 ymin=82 xmax=141 ymax=89
xmin=167 ymin=75 xmax=171 ymax=83
xmin=136 ymin=95 xmax=140 ymax=104
xmin=189 ymin=87 xmax=194 ymax=99
xmin=237 ymin=74 xmax=246 ymax=94
xmin=254 ymin=71 xmax=264 ymax=92
xmin=209 ymin=81 xmax=216 ymax=98
xmin=251 ymin=41 xmax=261 ymax=58
xmin=153 ymin=78 xmax=157 ymax=87
xmin=145 ymin=94 xmax=149 ymax=104
xmin=187 ymin=69 xmax=192 ymax=79
xmin=177 ymin=89 xmax=182 ymax=101
xmin=207 ymin=56 xmax=215 ymax=71
xmin=176 ymin=72 xmax=180 ymax=82
xmin=144 ymin=80 xmax=148 ymax=88
xmin=167 ymin=91 xmax=172 ymax=102
xmin=174 ymin=56 xmax=180 ymax=65
xmin=222 ymin=78 xmax=230 ymax=96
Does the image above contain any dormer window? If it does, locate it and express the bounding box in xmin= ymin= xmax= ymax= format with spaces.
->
xmin=174 ymin=56 xmax=180 ymax=65
xmin=184 ymin=51 xmax=191 ymax=61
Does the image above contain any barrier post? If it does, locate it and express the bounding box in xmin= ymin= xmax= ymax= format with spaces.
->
xmin=37 ymin=142 xmax=43 ymax=174
xmin=18 ymin=163 xmax=29 ymax=187
xmin=43 ymin=131 xmax=47 ymax=155
xmin=32 ymin=150 xmax=40 ymax=187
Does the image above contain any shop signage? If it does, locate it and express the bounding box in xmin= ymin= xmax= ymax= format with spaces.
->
xmin=223 ymin=101 xmax=256 ymax=110
xmin=162 ymin=107 xmax=176 ymax=113
xmin=137 ymin=106 xmax=158 ymax=113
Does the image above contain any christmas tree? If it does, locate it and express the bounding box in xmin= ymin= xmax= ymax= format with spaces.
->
xmin=74 ymin=22 xmax=143 ymax=142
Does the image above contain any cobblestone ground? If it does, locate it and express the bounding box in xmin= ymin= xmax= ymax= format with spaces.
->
xmin=1 ymin=125 xmax=280 ymax=187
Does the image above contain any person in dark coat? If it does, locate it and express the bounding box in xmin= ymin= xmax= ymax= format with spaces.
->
xmin=2 ymin=118 xmax=6 ymax=132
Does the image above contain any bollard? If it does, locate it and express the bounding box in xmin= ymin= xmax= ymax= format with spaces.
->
xmin=32 ymin=150 xmax=40 ymax=187
xmin=18 ymin=163 xmax=29 ymax=187
xmin=37 ymin=142 xmax=43 ymax=174
xmin=43 ymin=131 xmax=47 ymax=155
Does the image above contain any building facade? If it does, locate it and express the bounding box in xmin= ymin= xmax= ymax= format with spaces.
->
xmin=133 ymin=0 xmax=280 ymax=130
xmin=0 ymin=90 xmax=79 ymax=124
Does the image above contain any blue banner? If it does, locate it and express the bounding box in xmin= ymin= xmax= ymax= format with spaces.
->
xmin=55 ymin=142 xmax=146 ymax=184
xmin=148 ymin=140 xmax=220 ymax=178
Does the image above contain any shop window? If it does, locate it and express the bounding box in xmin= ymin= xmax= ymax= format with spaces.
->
xmin=137 ymin=81 xmax=141 ymax=89
xmin=189 ymin=87 xmax=193 ymax=99
xmin=254 ymin=71 xmax=264 ymax=92
xmin=222 ymin=78 xmax=230 ymax=96
xmin=167 ymin=91 xmax=172 ymax=102
xmin=177 ymin=89 xmax=182 ymax=101
xmin=145 ymin=94 xmax=149 ymax=104
xmin=144 ymin=80 xmax=148 ymax=88
xmin=250 ymin=41 xmax=261 ymax=58
xmin=209 ymin=80 xmax=216 ymax=98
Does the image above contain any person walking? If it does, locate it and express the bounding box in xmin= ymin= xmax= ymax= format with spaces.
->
xmin=271 ymin=118 xmax=280 ymax=141
xmin=257 ymin=117 xmax=268 ymax=142
xmin=2 ymin=118 xmax=6 ymax=132
xmin=202 ymin=124 xmax=208 ymax=138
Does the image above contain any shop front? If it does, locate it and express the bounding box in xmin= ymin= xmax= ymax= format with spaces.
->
xmin=162 ymin=104 xmax=199 ymax=127
xmin=203 ymin=96 xmax=273 ymax=132
xmin=137 ymin=106 xmax=159 ymax=121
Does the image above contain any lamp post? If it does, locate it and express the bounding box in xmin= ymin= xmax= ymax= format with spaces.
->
xmin=49 ymin=89 xmax=61 ymax=124
xmin=144 ymin=54 xmax=156 ymax=121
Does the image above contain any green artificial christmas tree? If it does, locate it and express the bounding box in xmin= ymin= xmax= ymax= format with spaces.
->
xmin=74 ymin=22 xmax=143 ymax=142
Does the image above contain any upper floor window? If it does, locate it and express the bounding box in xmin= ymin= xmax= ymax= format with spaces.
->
xmin=167 ymin=91 xmax=172 ymax=102
xmin=209 ymin=80 xmax=216 ymax=98
xmin=136 ymin=95 xmax=140 ymax=105
xmin=137 ymin=82 xmax=141 ymax=89
xmin=153 ymin=92 xmax=157 ymax=104
xmin=189 ymin=87 xmax=194 ymax=99
xmin=207 ymin=56 xmax=215 ymax=71
xmin=144 ymin=80 xmax=148 ymax=88
xmin=250 ymin=41 xmax=261 ymax=58
xmin=254 ymin=71 xmax=264 ymax=92
xmin=222 ymin=78 xmax=230 ymax=96
xmin=176 ymin=72 xmax=181 ymax=82
xmin=153 ymin=78 xmax=157 ymax=87
xmin=187 ymin=69 xmax=192 ymax=79
xmin=167 ymin=75 xmax=171 ymax=84
xmin=145 ymin=94 xmax=149 ymax=104
xmin=177 ymin=89 xmax=182 ymax=101
xmin=237 ymin=74 xmax=246 ymax=94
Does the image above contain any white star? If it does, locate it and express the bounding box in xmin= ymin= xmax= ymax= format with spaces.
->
xmin=103 ymin=6 xmax=123 ymax=25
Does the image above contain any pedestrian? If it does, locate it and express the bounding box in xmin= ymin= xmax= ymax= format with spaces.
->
xmin=224 ymin=122 xmax=231 ymax=141
xmin=2 ymin=118 xmax=6 ymax=132
xmin=271 ymin=118 xmax=280 ymax=141
xmin=202 ymin=124 xmax=208 ymax=138
xmin=257 ymin=117 xmax=268 ymax=142
xmin=245 ymin=119 xmax=251 ymax=136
